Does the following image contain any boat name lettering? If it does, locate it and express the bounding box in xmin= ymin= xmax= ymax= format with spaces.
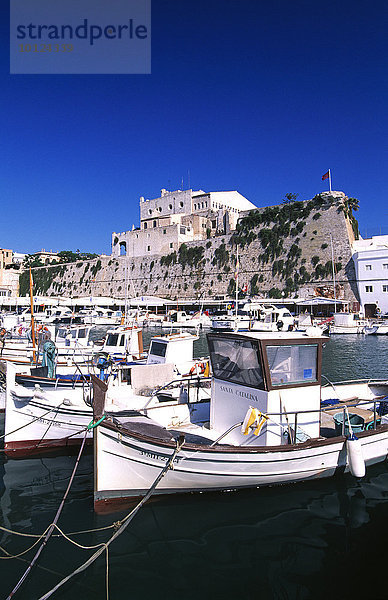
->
xmin=38 ymin=417 xmax=60 ymax=427
xmin=140 ymin=450 xmax=181 ymax=463
xmin=219 ymin=385 xmax=233 ymax=394
xmin=235 ymin=390 xmax=260 ymax=402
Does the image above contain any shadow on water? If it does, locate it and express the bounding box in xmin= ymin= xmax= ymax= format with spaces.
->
xmin=1 ymin=444 xmax=388 ymax=600
xmin=0 ymin=333 xmax=388 ymax=599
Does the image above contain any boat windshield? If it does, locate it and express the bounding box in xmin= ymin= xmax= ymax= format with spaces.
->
xmin=266 ymin=344 xmax=318 ymax=386
xmin=208 ymin=336 xmax=264 ymax=389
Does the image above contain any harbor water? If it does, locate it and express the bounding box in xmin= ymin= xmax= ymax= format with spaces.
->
xmin=1 ymin=331 xmax=388 ymax=600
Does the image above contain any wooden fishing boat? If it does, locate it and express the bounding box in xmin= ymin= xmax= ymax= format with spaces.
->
xmin=93 ymin=331 xmax=388 ymax=512
xmin=3 ymin=332 xmax=210 ymax=455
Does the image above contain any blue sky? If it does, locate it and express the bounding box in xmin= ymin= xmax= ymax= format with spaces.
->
xmin=1 ymin=0 xmax=387 ymax=255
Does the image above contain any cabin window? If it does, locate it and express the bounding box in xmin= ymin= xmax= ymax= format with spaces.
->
xmin=266 ymin=344 xmax=318 ymax=386
xmin=208 ymin=336 xmax=264 ymax=389
xmin=149 ymin=341 xmax=167 ymax=357
xmin=106 ymin=333 xmax=119 ymax=346
xmin=78 ymin=329 xmax=86 ymax=338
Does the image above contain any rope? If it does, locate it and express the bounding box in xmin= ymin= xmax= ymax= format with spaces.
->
xmin=37 ymin=436 xmax=185 ymax=600
xmin=0 ymin=522 xmax=116 ymax=540
xmin=6 ymin=429 xmax=88 ymax=600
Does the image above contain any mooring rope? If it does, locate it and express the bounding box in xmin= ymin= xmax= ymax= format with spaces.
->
xmin=6 ymin=429 xmax=89 ymax=600
xmin=37 ymin=435 xmax=186 ymax=600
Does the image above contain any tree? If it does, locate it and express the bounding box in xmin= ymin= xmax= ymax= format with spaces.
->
xmin=22 ymin=254 xmax=44 ymax=268
xmin=282 ymin=193 xmax=298 ymax=204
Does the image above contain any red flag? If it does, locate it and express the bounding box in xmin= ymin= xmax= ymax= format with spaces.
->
xmin=322 ymin=171 xmax=329 ymax=181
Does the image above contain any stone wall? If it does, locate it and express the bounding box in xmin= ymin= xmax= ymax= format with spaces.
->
xmin=24 ymin=192 xmax=360 ymax=304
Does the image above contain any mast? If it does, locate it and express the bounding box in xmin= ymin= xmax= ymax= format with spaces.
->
xmin=235 ymin=246 xmax=239 ymax=328
xmin=29 ymin=267 xmax=37 ymax=362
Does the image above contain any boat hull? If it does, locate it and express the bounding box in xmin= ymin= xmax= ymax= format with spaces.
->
xmin=94 ymin=423 xmax=388 ymax=512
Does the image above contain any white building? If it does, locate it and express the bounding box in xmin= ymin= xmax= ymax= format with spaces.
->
xmin=112 ymin=188 xmax=256 ymax=258
xmin=352 ymin=235 xmax=388 ymax=317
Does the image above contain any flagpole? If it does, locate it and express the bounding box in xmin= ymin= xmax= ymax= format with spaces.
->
xmin=329 ymin=169 xmax=332 ymax=192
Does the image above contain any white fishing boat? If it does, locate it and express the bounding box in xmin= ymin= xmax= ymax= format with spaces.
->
xmin=3 ymin=331 xmax=210 ymax=455
xmin=250 ymin=306 xmax=295 ymax=332
xmin=329 ymin=312 xmax=368 ymax=334
xmin=93 ymin=330 xmax=388 ymax=512
xmin=0 ymin=324 xmax=96 ymax=365
xmin=78 ymin=307 xmax=123 ymax=326
xmin=160 ymin=310 xmax=212 ymax=330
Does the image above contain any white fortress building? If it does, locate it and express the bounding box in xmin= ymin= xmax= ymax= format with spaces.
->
xmin=352 ymin=235 xmax=388 ymax=316
xmin=112 ymin=188 xmax=257 ymax=258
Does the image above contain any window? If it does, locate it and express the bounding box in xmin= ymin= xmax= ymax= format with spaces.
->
xmin=194 ymin=203 xmax=197 ymax=210
xmin=267 ymin=344 xmax=318 ymax=386
xmin=149 ymin=341 xmax=167 ymax=357
xmin=147 ymin=245 xmax=151 ymax=252
xmin=383 ymin=264 xmax=388 ymax=270
xmin=148 ymin=209 xmax=152 ymax=215
xmin=106 ymin=333 xmax=119 ymax=347
xmin=179 ymin=201 xmax=184 ymax=208
xmin=365 ymin=285 xmax=373 ymax=292
xmin=169 ymin=204 xmax=173 ymax=210
xmin=170 ymin=243 xmax=173 ymax=248
xmin=163 ymin=229 xmax=166 ymax=234
xmin=365 ymin=265 xmax=372 ymax=271
xmin=383 ymin=285 xmax=388 ymax=292
xmin=144 ymin=222 xmax=147 ymax=229
xmin=153 ymin=220 xmax=157 ymax=228
xmin=208 ymin=336 xmax=264 ymax=389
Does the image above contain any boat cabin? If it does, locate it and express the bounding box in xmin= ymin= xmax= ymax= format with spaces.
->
xmin=102 ymin=325 xmax=143 ymax=359
xmin=207 ymin=331 xmax=325 ymax=446
xmin=55 ymin=324 xmax=94 ymax=348
xmin=252 ymin=307 xmax=295 ymax=332
xmin=147 ymin=332 xmax=198 ymax=374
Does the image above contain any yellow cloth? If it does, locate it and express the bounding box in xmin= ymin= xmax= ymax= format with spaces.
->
xmin=241 ymin=407 xmax=268 ymax=436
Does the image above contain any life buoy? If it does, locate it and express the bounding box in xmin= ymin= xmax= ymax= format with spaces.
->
xmin=189 ymin=361 xmax=206 ymax=376
xmin=18 ymin=326 xmax=23 ymax=335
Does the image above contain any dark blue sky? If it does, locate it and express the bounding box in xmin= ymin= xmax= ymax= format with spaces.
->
xmin=1 ymin=0 xmax=387 ymax=254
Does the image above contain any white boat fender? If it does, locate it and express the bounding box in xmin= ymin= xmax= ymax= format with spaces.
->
xmin=346 ymin=433 xmax=366 ymax=478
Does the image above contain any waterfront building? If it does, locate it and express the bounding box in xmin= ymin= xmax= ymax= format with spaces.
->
xmin=352 ymin=235 xmax=388 ymax=316
xmin=112 ymin=187 xmax=256 ymax=258
xmin=33 ymin=249 xmax=59 ymax=265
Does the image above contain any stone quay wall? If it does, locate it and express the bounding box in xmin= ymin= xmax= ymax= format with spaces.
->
xmin=24 ymin=192 xmax=360 ymax=305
